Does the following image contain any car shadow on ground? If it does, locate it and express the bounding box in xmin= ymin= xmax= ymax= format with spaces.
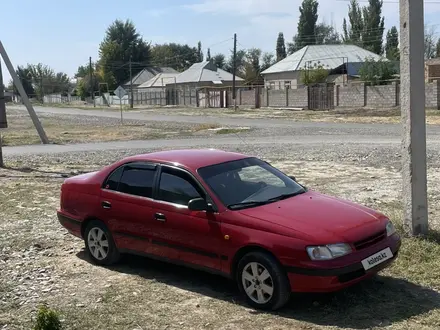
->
xmin=77 ymin=251 xmax=440 ymax=329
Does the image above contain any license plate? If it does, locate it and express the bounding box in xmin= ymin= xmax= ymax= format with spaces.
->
xmin=361 ymin=247 xmax=393 ymax=270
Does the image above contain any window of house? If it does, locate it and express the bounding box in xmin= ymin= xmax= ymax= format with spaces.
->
xmin=117 ymin=166 xmax=156 ymax=198
xmin=269 ymin=82 xmax=275 ymax=90
xmin=158 ymin=168 xmax=203 ymax=206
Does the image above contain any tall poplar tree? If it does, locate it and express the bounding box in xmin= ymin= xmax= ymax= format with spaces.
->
xmin=276 ymin=32 xmax=287 ymax=61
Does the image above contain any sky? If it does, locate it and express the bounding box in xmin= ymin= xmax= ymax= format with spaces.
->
xmin=2 ymin=0 xmax=440 ymax=84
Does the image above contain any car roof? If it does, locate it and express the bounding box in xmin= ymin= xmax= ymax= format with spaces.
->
xmin=121 ymin=149 xmax=250 ymax=170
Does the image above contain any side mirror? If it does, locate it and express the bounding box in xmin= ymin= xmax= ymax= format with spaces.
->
xmin=188 ymin=198 xmax=213 ymax=212
xmin=289 ymin=175 xmax=296 ymax=181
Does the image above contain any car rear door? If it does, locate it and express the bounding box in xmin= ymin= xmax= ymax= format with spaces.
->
xmin=148 ymin=165 xmax=225 ymax=272
xmin=100 ymin=162 xmax=158 ymax=255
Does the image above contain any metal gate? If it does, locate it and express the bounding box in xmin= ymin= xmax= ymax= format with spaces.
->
xmin=308 ymin=83 xmax=335 ymax=110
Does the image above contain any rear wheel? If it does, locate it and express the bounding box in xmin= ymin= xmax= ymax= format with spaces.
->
xmin=236 ymin=251 xmax=291 ymax=310
xmin=84 ymin=220 xmax=120 ymax=265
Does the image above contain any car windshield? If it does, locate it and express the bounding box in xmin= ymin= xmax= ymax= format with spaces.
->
xmin=197 ymin=157 xmax=306 ymax=210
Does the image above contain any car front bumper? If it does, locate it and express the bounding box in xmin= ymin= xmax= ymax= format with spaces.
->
xmin=285 ymin=233 xmax=401 ymax=293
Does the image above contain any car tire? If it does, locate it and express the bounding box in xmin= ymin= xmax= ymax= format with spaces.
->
xmin=236 ymin=251 xmax=291 ymax=311
xmin=84 ymin=220 xmax=120 ymax=266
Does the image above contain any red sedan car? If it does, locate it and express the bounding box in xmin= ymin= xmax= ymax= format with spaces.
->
xmin=57 ymin=149 xmax=401 ymax=310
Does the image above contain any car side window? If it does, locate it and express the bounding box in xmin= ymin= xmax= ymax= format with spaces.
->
xmin=158 ymin=168 xmax=203 ymax=206
xmin=103 ymin=166 xmax=124 ymax=191
xmin=118 ymin=166 xmax=156 ymax=198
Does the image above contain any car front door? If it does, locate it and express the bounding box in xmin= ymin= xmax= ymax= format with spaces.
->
xmin=100 ymin=162 xmax=158 ymax=255
xmin=149 ymin=165 xmax=225 ymax=272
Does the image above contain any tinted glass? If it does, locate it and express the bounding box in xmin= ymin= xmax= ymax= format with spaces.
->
xmin=158 ymin=170 xmax=202 ymax=205
xmin=198 ymin=157 xmax=304 ymax=207
xmin=118 ymin=167 xmax=156 ymax=198
xmin=104 ymin=166 xmax=124 ymax=191
xmin=238 ymin=165 xmax=285 ymax=187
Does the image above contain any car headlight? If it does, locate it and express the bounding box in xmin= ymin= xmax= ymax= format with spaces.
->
xmin=386 ymin=220 xmax=396 ymax=236
xmin=306 ymin=243 xmax=352 ymax=261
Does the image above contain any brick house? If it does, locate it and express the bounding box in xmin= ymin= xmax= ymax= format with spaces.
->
xmin=261 ymin=44 xmax=384 ymax=90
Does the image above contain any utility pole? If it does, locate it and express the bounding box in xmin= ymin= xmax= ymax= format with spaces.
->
xmin=40 ymin=76 xmax=44 ymax=104
xmin=232 ymin=33 xmax=237 ymax=110
xmin=129 ymin=55 xmax=134 ymax=109
xmin=0 ymin=60 xmax=7 ymax=167
xmin=89 ymin=56 xmax=95 ymax=107
xmin=400 ymin=0 xmax=428 ymax=236
xmin=0 ymin=41 xmax=49 ymax=144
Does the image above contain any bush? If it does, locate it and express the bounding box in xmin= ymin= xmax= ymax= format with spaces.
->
xmin=33 ymin=305 xmax=62 ymax=330
xmin=300 ymin=62 xmax=329 ymax=85
xmin=359 ymin=57 xmax=398 ymax=85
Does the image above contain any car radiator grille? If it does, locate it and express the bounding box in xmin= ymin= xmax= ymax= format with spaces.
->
xmin=353 ymin=230 xmax=387 ymax=250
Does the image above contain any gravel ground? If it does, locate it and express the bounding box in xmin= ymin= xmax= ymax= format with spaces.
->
xmin=2 ymin=130 xmax=440 ymax=328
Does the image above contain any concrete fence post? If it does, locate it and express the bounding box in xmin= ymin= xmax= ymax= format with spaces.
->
xmin=335 ymin=85 xmax=340 ymax=107
xmin=436 ymin=80 xmax=440 ymax=110
xmin=392 ymin=81 xmax=398 ymax=107
xmin=363 ymin=83 xmax=367 ymax=107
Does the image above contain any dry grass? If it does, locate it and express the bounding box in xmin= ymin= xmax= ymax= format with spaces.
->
xmin=0 ymin=159 xmax=439 ymax=329
xmin=0 ymin=109 xmax=224 ymax=147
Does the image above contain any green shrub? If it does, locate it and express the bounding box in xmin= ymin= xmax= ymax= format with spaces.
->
xmin=33 ymin=305 xmax=62 ymax=330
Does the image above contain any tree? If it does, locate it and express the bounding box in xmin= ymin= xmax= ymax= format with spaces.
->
xmin=362 ymin=0 xmax=385 ymax=54
xmin=213 ymin=53 xmax=226 ymax=69
xmin=76 ymin=75 xmax=100 ymax=100
xmin=315 ymin=23 xmax=341 ymax=45
xmin=74 ymin=61 xmax=103 ymax=99
xmin=300 ymin=63 xmax=329 ymax=85
xmin=98 ymin=19 xmax=150 ymax=88
xmin=197 ymin=41 xmax=203 ymax=62
xmin=12 ymin=63 xmax=70 ymax=100
xmin=436 ymin=38 xmax=440 ymax=58
xmin=276 ymin=32 xmax=287 ymax=62
xmin=342 ymin=0 xmax=385 ymax=54
xmin=206 ymin=48 xmax=211 ymax=61
xmin=358 ymin=57 xmax=397 ymax=85
xmin=150 ymin=43 xmax=198 ymax=71
xmin=244 ymin=48 xmax=263 ymax=84
xmin=12 ymin=65 xmax=35 ymax=97
xmin=225 ymin=49 xmax=246 ymax=76
xmin=75 ymin=64 xmax=92 ymax=78
xmin=261 ymin=52 xmax=276 ymax=71
xmin=288 ymin=22 xmax=340 ymax=54
xmin=425 ymin=25 xmax=437 ymax=59
xmin=294 ymin=0 xmax=319 ymax=50
xmin=385 ymin=26 xmax=399 ymax=61
xmin=342 ymin=0 xmax=364 ymax=45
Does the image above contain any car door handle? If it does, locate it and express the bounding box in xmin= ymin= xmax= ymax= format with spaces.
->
xmin=101 ymin=201 xmax=112 ymax=209
xmin=154 ymin=213 xmax=166 ymax=222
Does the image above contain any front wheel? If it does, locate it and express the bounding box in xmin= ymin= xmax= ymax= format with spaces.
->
xmin=84 ymin=220 xmax=120 ymax=266
xmin=236 ymin=251 xmax=291 ymax=310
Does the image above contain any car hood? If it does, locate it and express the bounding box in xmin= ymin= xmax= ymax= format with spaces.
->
xmin=238 ymin=190 xmax=387 ymax=243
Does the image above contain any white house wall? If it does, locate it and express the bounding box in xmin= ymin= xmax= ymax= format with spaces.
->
xmin=263 ymin=71 xmax=301 ymax=89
